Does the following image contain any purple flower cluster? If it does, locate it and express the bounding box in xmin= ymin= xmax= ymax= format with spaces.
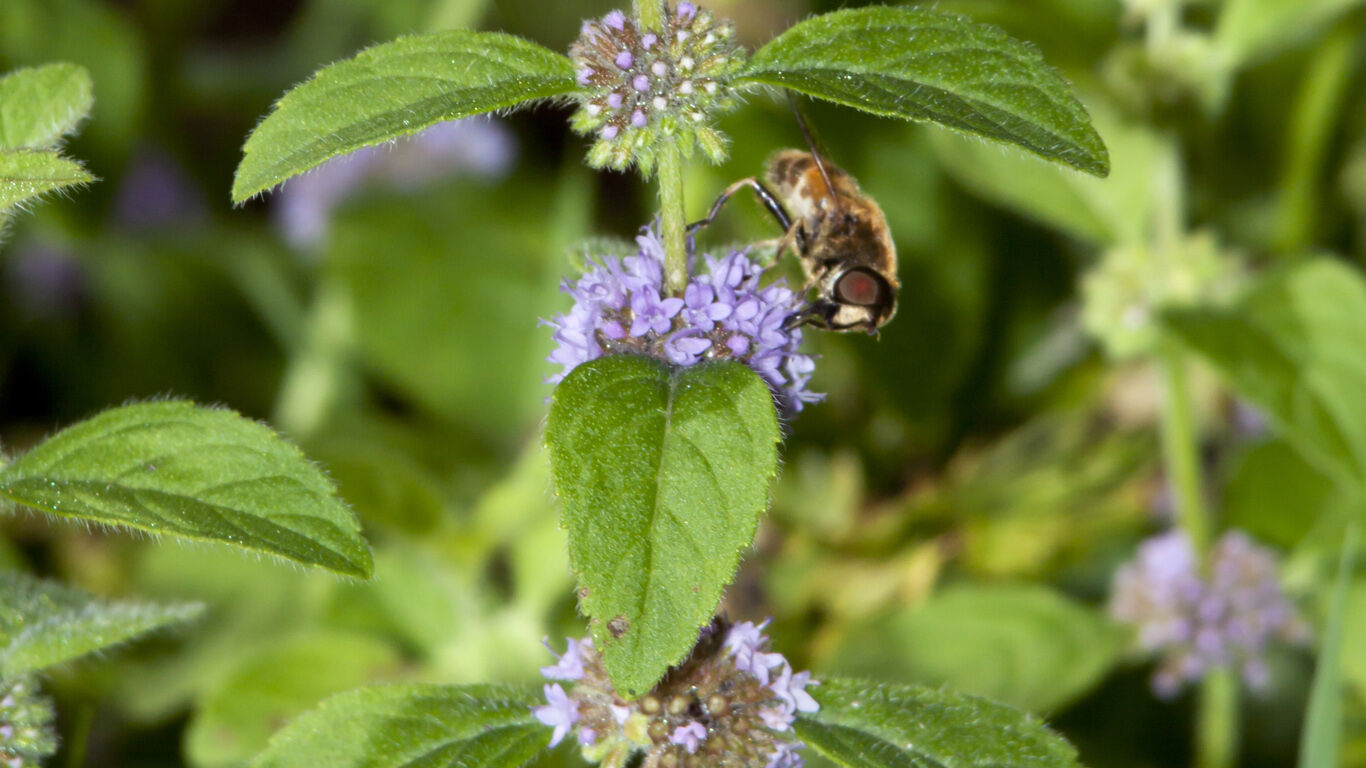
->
xmin=545 ymin=227 xmax=822 ymax=412
xmin=569 ymin=3 xmax=742 ymax=171
xmin=532 ymin=619 xmax=816 ymax=767
xmin=1109 ymin=529 xmax=1309 ymax=697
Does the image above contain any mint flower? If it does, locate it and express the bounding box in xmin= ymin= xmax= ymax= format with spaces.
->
xmin=569 ymin=2 xmax=744 ymax=172
xmin=0 ymin=677 xmax=56 ymax=768
xmin=544 ymin=227 xmax=822 ymax=412
xmin=1110 ymin=530 xmax=1309 ymax=697
xmin=533 ymin=619 xmax=816 ymax=767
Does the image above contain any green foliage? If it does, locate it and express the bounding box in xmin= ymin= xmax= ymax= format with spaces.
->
xmin=545 ymin=355 xmax=779 ymax=696
xmin=0 ymin=63 xmax=94 ymax=214
xmin=1299 ymin=523 xmax=1360 ymax=768
xmin=186 ymin=631 xmax=402 ymax=767
xmin=1224 ymin=439 xmax=1338 ymax=549
xmin=1164 ymin=259 xmax=1366 ymax=501
xmin=0 ymin=401 xmax=373 ymax=577
xmin=0 ymin=570 xmax=202 ymax=678
xmin=231 ymin=30 xmax=576 ymax=202
xmin=828 ymin=584 xmax=1124 ymax=714
xmin=1217 ymin=0 xmax=1364 ymax=68
xmin=247 ymin=683 xmax=550 ymax=768
xmin=794 ymin=677 xmax=1082 ymax=768
xmin=737 ymin=6 xmax=1109 ymax=177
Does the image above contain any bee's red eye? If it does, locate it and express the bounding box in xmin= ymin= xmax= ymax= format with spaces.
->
xmin=834 ymin=269 xmax=882 ymax=306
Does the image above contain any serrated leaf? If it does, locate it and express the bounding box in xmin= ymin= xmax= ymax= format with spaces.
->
xmin=187 ymin=631 xmax=402 ymax=768
xmin=1163 ymin=259 xmax=1366 ymax=500
xmin=795 ymin=677 xmax=1082 ymax=768
xmin=545 ymin=356 xmax=780 ymax=696
xmin=248 ymin=683 xmax=549 ymax=768
xmin=232 ymin=30 xmax=576 ymax=202
xmin=0 ymin=570 xmax=203 ymax=677
xmin=737 ymin=7 xmax=1108 ymax=177
xmin=0 ymin=62 xmax=93 ymax=150
xmin=828 ymin=584 xmax=1123 ymax=714
xmin=0 ymin=400 xmax=373 ymax=577
xmin=0 ymin=149 xmax=93 ymax=210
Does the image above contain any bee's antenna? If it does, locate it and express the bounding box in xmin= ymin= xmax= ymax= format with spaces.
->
xmin=788 ymin=92 xmax=843 ymax=215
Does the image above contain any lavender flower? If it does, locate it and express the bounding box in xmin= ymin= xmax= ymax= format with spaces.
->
xmin=532 ymin=618 xmax=816 ymax=767
xmin=569 ymin=3 xmax=744 ymax=172
xmin=544 ymin=227 xmax=822 ymax=412
xmin=273 ymin=117 xmax=514 ymax=250
xmin=0 ymin=677 xmax=56 ymax=768
xmin=1110 ymin=529 xmax=1309 ymax=698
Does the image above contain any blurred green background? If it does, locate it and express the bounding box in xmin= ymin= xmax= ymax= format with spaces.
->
xmin=1 ymin=0 xmax=1364 ymax=766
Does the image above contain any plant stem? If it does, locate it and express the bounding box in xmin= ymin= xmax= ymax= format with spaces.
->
xmin=1196 ymin=668 xmax=1239 ymax=768
xmin=657 ymin=141 xmax=689 ymax=295
xmin=272 ymin=275 xmax=357 ymax=439
xmin=1158 ymin=347 xmax=1209 ymax=555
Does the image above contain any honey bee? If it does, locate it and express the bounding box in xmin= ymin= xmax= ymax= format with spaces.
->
xmin=689 ymin=147 xmax=898 ymax=334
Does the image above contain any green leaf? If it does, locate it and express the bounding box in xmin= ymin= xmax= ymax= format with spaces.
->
xmin=0 ymin=570 xmax=203 ymax=677
xmin=1224 ymin=438 xmax=1339 ymax=549
xmin=248 ymin=683 xmax=550 ymax=768
xmin=1217 ymin=0 xmax=1364 ymax=68
xmin=0 ymin=62 xmax=93 ymax=149
xmin=231 ymin=30 xmax=576 ymax=202
xmin=737 ymin=7 xmax=1109 ymax=177
xmin=0 ymin=149 xmax=93 ymax=210
xmin=187 ymin=631 xmax=402 ymax=768
xmin=545 ymin=356 xmax=780 ymax=696
xmin=795 ymin=677 xmax=1082 ymax=768
xmin=1299 ymin=523 xmax=1360 ymax=768
xmin=1163 ymin=259 xmax=1366 ymax=499
xmin=0 ymin=400 xmax=373 ymax=577
xmin=827 ymin=584 xmax=1124 ymax=713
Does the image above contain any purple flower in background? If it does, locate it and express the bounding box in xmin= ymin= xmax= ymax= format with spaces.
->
xmin=111 ymin=147 xmax=207 ymax=231
xmin=1110 ymin=529 xmax=1308 ymax=698
xmin=532 ymin=618 xmax=815 ymax=766
xmin=274 ymin=117 xmax=514 ymax=250
xmin=544 ymin=226 xmax=822 ymax=412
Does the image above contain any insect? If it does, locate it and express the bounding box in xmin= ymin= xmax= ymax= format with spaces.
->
xmin=688 ymin=130 xmax=898 ymax=334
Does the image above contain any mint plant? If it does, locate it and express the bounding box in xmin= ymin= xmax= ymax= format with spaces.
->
xmin=221 ymin=2 xmax=1107 ymax=767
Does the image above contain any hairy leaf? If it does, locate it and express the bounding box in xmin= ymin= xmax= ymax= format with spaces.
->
xmin=795 ymin=677 xmax=1082 ymax=768
xmin=545 ymin=356 xmax=780 ymax=696
xmin=0 ymin=149 xmax=93 ymax=210
xmin=737 ymin=7 xmax=1108 ymax=176
xmin=248 ymin=683 xmax=549 ymax=768
xmin=1164 ymin=260 xmax=1366 ymax=499
xmin=232 ymin=30 xmax=576 ymax=202
xmin=0 ymin=62 xmax=93 ymax=150
xmin=0 ymin=401 xmax=372 ymax=577
xmin=0 ymin=570 xmax=202 ymax=677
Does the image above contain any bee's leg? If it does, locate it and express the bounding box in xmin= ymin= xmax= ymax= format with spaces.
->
xmin=688 ymin=178 xmax=794 ymax=236
xmin=756 ymin=222 xmax=802 ymax=267
xmin=783 ymin=300 xmax=835 ymax=331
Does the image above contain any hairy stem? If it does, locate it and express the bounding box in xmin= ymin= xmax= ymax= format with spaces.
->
xmin=657 ymin=141 xmax=689 ymax=295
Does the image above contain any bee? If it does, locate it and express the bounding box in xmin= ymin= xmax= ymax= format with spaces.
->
xmin=688 ymin=144 xmax=898 ymax=334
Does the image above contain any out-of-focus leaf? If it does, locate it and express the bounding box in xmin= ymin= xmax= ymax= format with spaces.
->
xmin=0 ymin=570 xmax=202 ymax=677
xmin=0 ymin=401 xmax=373 ymax=577
xmin=930 ymin=102 xmax=1159 ymax=245
xmin=1299 ymin=523 xmax=1360 ymax=768
xmin=0 ymin=149 xmax=93 ymax=210
xmin=738 ymin=7 xmax=1109 ymax=176
xmin=0 ymin=62 xmax=92 ymax=149
xmin=1342 ymin=579 xmax=1366 ymax=698
xmin=1224 ymin=438 xmax=1339 ymax=549
xmin=328 ymin=177 xmax=567 ymax=440
xmin=248 ymin=683 xmax=549 ymax=768
xmin=825 ymin=584 xmax=1124 ymax=714
xmin=232 ymin=31 xmax=575 ymax=201
xmin=186 ymin=631 xmax=402 ymax=768
xmin=1218 ymin=0 xmax=1364 ymax=68
xmin=795 ymin=677 xmax=1082 ymax=768
xmin=310 ymin=440 xmax=446 ymax=536
xmin=545 ymin=355 xmax=779 ymax=696
xmin=1164 ymin=260 xmax=1366 ymax=502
